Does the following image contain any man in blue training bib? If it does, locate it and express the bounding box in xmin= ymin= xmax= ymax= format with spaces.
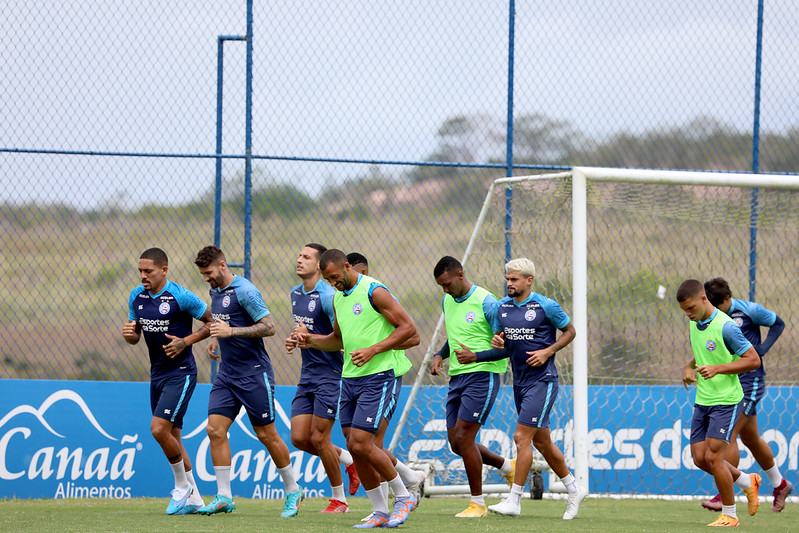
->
xmin=123 ymin=247 xmax=212 ymax=515
xmin=700 ymin=277 xmax=791 ymax=513
xmin=284 ymin=243 xmax=359 ymax=513
xmin=676 ymin=279 xmax=762 ymax=527
xmin=194 ymin=246 xmax=303 ymax=518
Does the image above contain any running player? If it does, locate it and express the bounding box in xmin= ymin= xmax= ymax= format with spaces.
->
xmin=677 ymin=279 xmax=762 ymax=527
xmin=701 ymin=277 xmax=791 ymax=513
xmin=429 ymin=256 xmax=515 ymax=518
xmin=284 ymin=243 xmax=359 ymax=513
xmin=343 ymin=252 xmax=427 ymax=523
xmin=122 ymin=247 xmax=212 ymax=515
xmin=458 ymin=258 xmax=586 ymax=520
xmin=193 ymin=246 xmax=303 ymax=518
xmin=295 ymin=249 xmax=420 ymax=528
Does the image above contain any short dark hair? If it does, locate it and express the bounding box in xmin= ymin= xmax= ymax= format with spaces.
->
xmin=305 ymin=243 xmax=327 ymax=259
xmin=346 ymin=252 xmax=368 ymax=268
xmin=140 ymin=247 xmax=168 ymax=267
xmin=319 ymin=248 xmax=347 ymax=270
xmin=194 ymin=245 xmax=226 ymax=268
xmin=675 ymin=279 xmax=704 ymax=303
xmin=433 ymin=255 xmax=462 ymax=278
xmin=704 ymin=277 xmax=732 ymax=307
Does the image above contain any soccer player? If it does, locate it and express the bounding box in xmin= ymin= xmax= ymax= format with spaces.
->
xmin=701 ymin=277 xmax=791 ymax=513
xmin=193 ymin=246 xmax=303 ymax=518
xmin=457 ymin=258 xmax=586 ymax=520
xmin=677 ymin=279 xmax=762 ymax=527
xmin=429 ymin=256 xmax=515 ymax=518
xmin=295 ymin=248 xmax=420 ymax=528
xmin=122 ymin=247 xmax=212 ymax=515
xmin=346 ymin=252 xmax=369 ymax=276
xmin=284 ymin=243 xmax=359 ymax=513
xmin=342 ymin=251 xmax=427 ymax=523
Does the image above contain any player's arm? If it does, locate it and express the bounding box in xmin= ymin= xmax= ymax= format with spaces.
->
xmin=164 ymin=307 xmax=213 ymax=358
xmin=211 ymin=314 xmax=275 ymax=338
xmin=682 ymin=357 xmax=697 ymax=389
xmin=430 ymin=339 xmax=449 ymax=375
xmin=350 ymin=286 xmax=419 ymax=366
xmin=758 ymin=314 xmax=785 ymax=356
xmin=525 ymin=323 xmax=576 ymax=367
xmin=122 ymin=320 xmax=141 ymax=345
xmin=696 ymin=323 xmax=760 ymax=379
xmin=295 ymin=316 xmax=344 ymax=352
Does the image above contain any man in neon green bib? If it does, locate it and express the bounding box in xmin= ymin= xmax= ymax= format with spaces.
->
xmin=297 ymin=249 xmax=420 ymax=529
xmin=677 ymin=279 xmax=761 ymax=528
xmin=430 ymin=256 xmax=515 ymax=518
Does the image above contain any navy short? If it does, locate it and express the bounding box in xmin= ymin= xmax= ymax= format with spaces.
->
xmin=150 ymin=373 xmax=197 ymax=429
xmin=208 ymin=371 xmax=276 ymax=427
xmin=382 ymin=374 xmax=403 ymax=423
xmin=740 ymin=377 xmax=765 ymax=417
xmin=338 ymin=370 xmax=396 ymax=434
xmin=291 ymin=379 xmax=341 ymax=420
xmin=690 ymin=401 xmax=744 ymax=444
xmin=514 ymin=379 xmax=558 ymax=428
xmin=446 ymin=371 xmax=500 ymax=428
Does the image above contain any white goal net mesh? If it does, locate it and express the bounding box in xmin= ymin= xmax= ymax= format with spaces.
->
xmin=393 ymin=169 xmax=799 ymax=497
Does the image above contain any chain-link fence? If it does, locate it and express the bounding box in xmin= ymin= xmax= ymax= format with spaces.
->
xmin=2 ymin=1 xmax=798 ymax=385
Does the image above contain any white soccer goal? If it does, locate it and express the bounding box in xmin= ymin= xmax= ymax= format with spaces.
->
xmin=391 ymin=167 xmax=799 ymax=498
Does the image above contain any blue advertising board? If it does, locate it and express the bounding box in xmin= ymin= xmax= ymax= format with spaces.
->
xmin=1 ymin=380 xmax=797 ymax=498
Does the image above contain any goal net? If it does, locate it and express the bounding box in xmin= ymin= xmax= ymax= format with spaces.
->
xmin=391 ymin=167 xmax=799 ymax=498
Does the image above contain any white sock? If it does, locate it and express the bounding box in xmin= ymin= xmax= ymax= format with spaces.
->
xmin=560 ymin=473 xmax=578 ymax=495
xmin=500 ymin=458 xmax=512 ymax=474
xmin=509 ymin=483 xmax=524 ymax=505
xmin=388 ymin=475 xmax=410 ymax=499
xmin=338 ymin=447 xmax=354 ymax=467
xmin=215 ymin=465 xmax=232 ymax=498
xmin=366 ymin=487 xmax=389 ymax=515
xmin=331 ymin=484 xmax=346 ymax=503
xmin=380 ymin=481 xmax=389 ymax=502
xmin=279 ymin=464 xmax=300 ymax=493
xmin=394 ymin=460 xmax=417 ymax=484
xmin=764 ymin=465 xmax=783 ymax=488
xmin=471 ymin=494 xmax=485 ymax=506
xmin=722 ymin=504 xmax=737 ymax=519
xmin=185 ymin=469 xmax=203 ymax=503
xmin=170 ymin=459 xmax=189 ymax=489
xmin=734 ymin=472 xmax=752 ymax=490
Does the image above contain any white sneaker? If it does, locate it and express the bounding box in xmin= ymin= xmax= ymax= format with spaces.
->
xmin=488 ymin=497 xmax=521 ymax=517
xmin=563 ymin=485 xmax=588 ymax=520
xmin=406 ymin=469 xmax=427 ymax=502
xmin=361 ymin=510 xmax=376 ymax=522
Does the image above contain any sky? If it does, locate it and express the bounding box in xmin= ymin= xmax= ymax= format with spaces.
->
xmin=1 ymin=1 xmax=798 ymax=209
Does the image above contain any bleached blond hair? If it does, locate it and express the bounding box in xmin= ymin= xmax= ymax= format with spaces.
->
xmin=504 ymin=257 xmax=535 ymax=278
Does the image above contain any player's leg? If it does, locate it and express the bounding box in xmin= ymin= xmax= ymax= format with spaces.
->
xmin=310 ymin=414 xmax=350 ymax=512
xmin=150 ymin=375 xmax=196 ymax=515
xmin=346 ymin=374 xmax=414 ymax=529
xmin=172 ymin=427 xmax=205 ymax=511
xmin=738 ymin=412 xmax=791 ymax=511
xmin=339 ymin=379 xmax=390 ymax=528
xmin=197 ymin=374 xmax=241 ymax=515
xmin=379 ymin=375 xmax=425 ymax=501
xmin=243 ymin=372 xmax=303 ymax=518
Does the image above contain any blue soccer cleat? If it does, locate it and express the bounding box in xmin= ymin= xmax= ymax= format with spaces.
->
xmin=197 ymin=494 xmax=236 ymax=515
xmin=166 ymin=486 xmax=193 ymax=515
xmin=281 ymin=487 xmax=304 ymax=518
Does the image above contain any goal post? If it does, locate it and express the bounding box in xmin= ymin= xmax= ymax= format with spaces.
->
xmin=391 ymin=166 xmax=799 ymax=498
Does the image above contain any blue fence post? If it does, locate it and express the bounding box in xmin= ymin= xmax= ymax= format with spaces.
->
xmin=503 ymin=0 xmax=516 ymax=269
xmin=748 ymin=0 xmax=765 ymax=302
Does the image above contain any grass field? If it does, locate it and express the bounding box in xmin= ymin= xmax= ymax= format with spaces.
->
xmin=0 ymin=495 xmax=794 ymax=533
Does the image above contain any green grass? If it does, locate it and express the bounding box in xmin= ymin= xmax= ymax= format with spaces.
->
xmin=0 ymin=496 xmax=794 ymax=533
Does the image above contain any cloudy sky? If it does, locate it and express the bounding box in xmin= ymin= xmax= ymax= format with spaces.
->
xmin=2 ymin=1 xmax=797 ymax=208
